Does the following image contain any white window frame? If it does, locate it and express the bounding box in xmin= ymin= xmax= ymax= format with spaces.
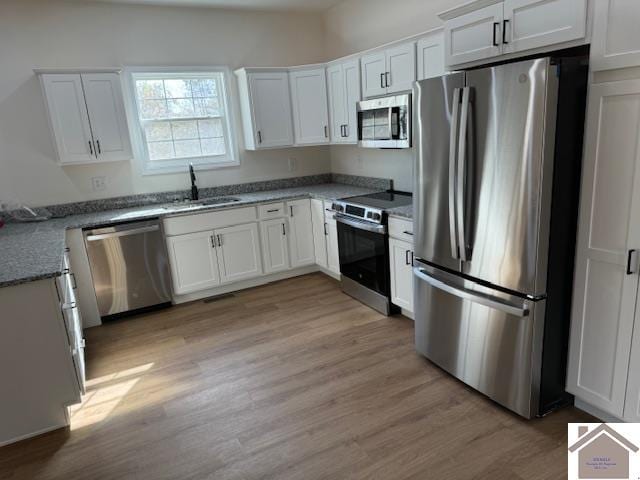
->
xmin=124 ymin=66 xmax=239 ymax=175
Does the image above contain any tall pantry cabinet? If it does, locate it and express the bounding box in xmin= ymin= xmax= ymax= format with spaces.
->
xmin=566 ymin=0 xmax=640 ymax=422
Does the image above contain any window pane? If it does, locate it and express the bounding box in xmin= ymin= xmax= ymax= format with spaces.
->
xmin=164 ymin=79 xmax=192 ymax=99
xmin=148 ymin=141 xmax=174 ymax=160
xmin=198 ymin=119 xmax=223 ymax=138
xmin=191 ymin=79 xmax=217 ymax=97
xmin=136 ymin=80 xmax=165 ymax=100
xmin=201 ymin=138 xmax=226 ymax=156
xmin=168 ymin=98 xmax=195 ymax=118
xmin=171 ymin=120 xmax=198 ymax=140
xmin=174 ymin=139 xmax=202 ymax=158
xmin=194 ymin=97 xmax=220 ymax=117
xmin=140 ymin=99 xmax=168 ymax=119
xmin=145 ymin=122 xmax=172 ymax=141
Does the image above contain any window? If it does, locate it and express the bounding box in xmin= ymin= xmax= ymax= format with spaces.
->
xmin=128 ymin=69 xmax=237 ymax=174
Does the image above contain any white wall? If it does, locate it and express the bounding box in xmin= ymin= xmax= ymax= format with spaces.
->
xmin=324 ymin=0 xmax=456 ymax=192
xmin=0 ymin=0 xmax=329 ymax=207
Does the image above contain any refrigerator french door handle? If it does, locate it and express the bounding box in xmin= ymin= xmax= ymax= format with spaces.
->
xmin=456 ymin=87 xmax=471 ymax=262
xmin=448 ymin=87 xmax=462 ymax=260
xmin=413 ymin=267 xmax=530 ymax=317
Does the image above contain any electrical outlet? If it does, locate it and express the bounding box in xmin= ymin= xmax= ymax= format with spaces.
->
xmin=91 ymin=176 xmax=107 ymax=192
xmin=288 ymin=157 xmax=297 ymax=172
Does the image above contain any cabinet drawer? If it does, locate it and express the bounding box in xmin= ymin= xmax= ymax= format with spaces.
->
xmin=388 ymin=217 xmax=414 ymax=243
xmin=323 ymin=201 xmax=336 ymax=225
xmin=258 ymin=202 xmax=286 ymax=219
xmin=163 ymin=207 xmax=257 ymax=236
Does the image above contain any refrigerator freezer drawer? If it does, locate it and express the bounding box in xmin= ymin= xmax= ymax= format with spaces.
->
xmin=413 ymin=265 xmax=544 ymax=418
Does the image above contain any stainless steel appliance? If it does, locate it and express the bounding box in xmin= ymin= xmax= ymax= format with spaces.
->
xmin=333 ymin=191 xmax=412 ymax=315
xmin=84 ymin=220 xmax=172 ymax=319
xmin=357 ymin=94 xmax=411 ymax=149
xmin=413 ymin=53 xmax=588 ymax=418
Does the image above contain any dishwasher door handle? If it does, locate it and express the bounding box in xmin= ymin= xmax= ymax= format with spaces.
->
xmin=85 ymin=225 xmax=160 ymax=242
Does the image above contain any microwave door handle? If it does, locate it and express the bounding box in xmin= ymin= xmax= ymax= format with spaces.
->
xmin=456 ymin=87 xmax=471 ymax=262
xmin=449 ymin=87 xmax=462 ymax=260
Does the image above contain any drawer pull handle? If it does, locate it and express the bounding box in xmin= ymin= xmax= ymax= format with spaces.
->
xmin=267 ymin=209 xmax=280 ymax=213
xmin=402 ymin=230 xmax=413 ymax=236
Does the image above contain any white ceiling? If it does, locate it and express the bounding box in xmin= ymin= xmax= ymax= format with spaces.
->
xmin=77 ymin=0 xmax=345 ymax=12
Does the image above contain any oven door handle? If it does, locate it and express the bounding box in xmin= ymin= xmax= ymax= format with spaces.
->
xmin=335 ymin=214 xmax=387 ymax=234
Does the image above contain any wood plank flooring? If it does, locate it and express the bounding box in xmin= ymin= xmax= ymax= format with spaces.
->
xmin=0 ymin=273 xmax=593 ymax=479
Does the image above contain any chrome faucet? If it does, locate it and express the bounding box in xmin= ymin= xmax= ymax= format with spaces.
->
xmin=189 ymin=163 xmax=199 ymax=201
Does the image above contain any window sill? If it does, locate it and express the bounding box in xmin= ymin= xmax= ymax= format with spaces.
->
xmin=141 ymin=158 xmax=240 ymax=176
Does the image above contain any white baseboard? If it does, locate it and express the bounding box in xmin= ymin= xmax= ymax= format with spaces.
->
xmin=400 ymin=308 xmax=414 ymax=320
xmin=317 ymin=266 xmax=341 ymax=281
xmin=574 ymin=398 xmax=625 ymax=423
xmin=0 ymin=421 xmax=68 ymax=448
xmin=172 ymin=265 xmax=322 ymax=304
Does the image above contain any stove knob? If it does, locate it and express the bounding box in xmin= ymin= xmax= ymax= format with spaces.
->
xmin=366 ymin=212 xmax=373 ymax=218
xmin=372 ymin=213 xmax=381 ymax=221
xmin=335 ymin=204 xmax=344 ymax=212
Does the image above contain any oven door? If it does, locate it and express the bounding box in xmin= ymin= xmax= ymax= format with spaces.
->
xmin=335 ymin=214 xmax=390 ymax=297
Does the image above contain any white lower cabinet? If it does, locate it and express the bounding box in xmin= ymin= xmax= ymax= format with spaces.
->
xmin=287 ymin=199 xmax=315 ymax=268
xmin=567 ymin=78 xmax=640 ymax=420
xmin=325 ymin=221 xmax=340 ymax=276
xmin=260 ymin=218 xmax=290 ymax=274
xmin=311 ymin=199 xmax=328 ymax=268
xmin=216 ymin=223 xmax=263 ymax=284
xmin=389 ymin=237 xmax=414 ymax=313
xmin=167 ymin=230 xmax=220 ymax=295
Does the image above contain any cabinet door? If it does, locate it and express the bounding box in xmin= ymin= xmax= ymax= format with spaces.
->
xmin=81 ymin=74 xmax=132 ymax=162
xmin=166 ymin=231 xmax=220 ymax=295
xmin=386 ymin=42 xmax=417 ymax=94
xmin=389 ymin=238 xmax=414 ymax=312
xmin=249 ymin=72 xmax=294 ymax=148
xmin=502 ymin=0 xmax=587 ymax=54
xmin=40 ymin=74 xmax=95 ymax=165
xmin=260 ymin=219 xmax=290 ymax=274
xmin=417 ymin=31 xmax=446 ymax=80
xmin=591 ymin=0 xmax=640 ymax=71
xmin=361 ymin=51 xmax=387 ymax=98
xmin=327 ymin=64 xmax=346 ymax=143
xmin=215 ymin=223 xmax=263 ymax=284
xmin=326 ymin=221 xmax=340 ymax=276
xmin=287 ymin=199 xmax=315 ymax=268
xmin=566 ymin=80 xmax=640 ymax=417
xmin=343 ymin=60 xmax=361 ymax=143
xmin=444 ymin=3 xmax=503 ymax=67
xmin=624 ymin=307 xmax=640 ymax=421
xmin=311 ymin=199 xmax=328 ymax=268
xmin=290 ymin=68 xmax=329 ymax=145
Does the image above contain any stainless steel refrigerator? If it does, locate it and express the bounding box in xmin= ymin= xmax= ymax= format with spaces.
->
xmin=412 ymin=54 xmax=588 ymax=418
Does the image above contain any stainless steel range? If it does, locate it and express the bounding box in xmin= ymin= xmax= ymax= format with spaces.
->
xmin=332 ymin=191 xmax=412 ymax=315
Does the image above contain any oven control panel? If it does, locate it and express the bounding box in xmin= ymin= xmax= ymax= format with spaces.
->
xmin=331 ymin=201 xmax=385 ymax=224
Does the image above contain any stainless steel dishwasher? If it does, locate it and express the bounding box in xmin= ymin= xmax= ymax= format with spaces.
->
xmin=84 ymin=219 xmax=172 ymax=319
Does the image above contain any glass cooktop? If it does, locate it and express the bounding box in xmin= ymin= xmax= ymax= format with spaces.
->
xmin=343 ymin=191 xmax=412 ymax=209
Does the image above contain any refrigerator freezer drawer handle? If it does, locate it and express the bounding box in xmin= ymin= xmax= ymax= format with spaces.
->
xmin=413 ymin=267 xmax=530 ymax=317
xmin=449 ymin=87 xmax=462 ymax=260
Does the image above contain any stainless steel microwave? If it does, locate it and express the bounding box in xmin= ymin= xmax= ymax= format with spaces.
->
xmin=357 ymin=93 xmax=411 ymax=149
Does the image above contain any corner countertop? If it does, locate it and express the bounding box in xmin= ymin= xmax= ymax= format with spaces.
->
xmin=0 ymin=183 xmax=379 ymax=289
xmin=387 ymin=205 xmax=413 ymax=220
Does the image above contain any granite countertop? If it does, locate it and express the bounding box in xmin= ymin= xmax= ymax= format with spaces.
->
xmin=0 ymin=183 xmax=378 ymax=288
xmin=387 ymin=204 xmax=413 ymax=220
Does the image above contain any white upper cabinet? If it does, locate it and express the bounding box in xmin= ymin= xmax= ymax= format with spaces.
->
xmin=287 ymin=199 xmax=315 ymax=268
xmin=40 ymin=72 xmax=131 ymax=165
xmin=235 ymin=69 xmax=294 ymax=150
xmin=215 ymin=223 xmax=263 ymax=284
xmin=289 ymin=68 xmax=330 ymax=145
xmin=443 ymin=3 xmax=504 ymax=66
xmin=502 ymin=0 xmax=587 ymax=54
xmin=260 ymin=218 xmax=290 ymax=274
xmin=360 ymin=42 xmax=416 ymax=98
xmin=591 ymin=0 xmax=640 ymax=71
xmin=80 ymin=73 xmax=132 ymax=162
xmin=566 ymin=79 xmax=640 ymax=418
xmin=417 ymin=30 xmax=446 ymax=80
xmin=326 ymin=59 xmax=360 ymax=144
xmin=166 ymin=230 xmax=220 ymax=295
xmin=440 ymin=0 xmax=587 ymax=67
xmin=625 ymin=311 xmax=640 ymax=421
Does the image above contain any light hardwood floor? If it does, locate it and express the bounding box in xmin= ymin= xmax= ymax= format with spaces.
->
xmin=0 ymin=273 xmax=592 ymax=479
